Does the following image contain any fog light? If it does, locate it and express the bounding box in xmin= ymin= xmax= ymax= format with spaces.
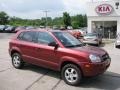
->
xmin=85 ymin=65 xmax=90 ymax=68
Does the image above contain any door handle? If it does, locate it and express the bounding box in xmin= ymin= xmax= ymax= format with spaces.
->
xmin=35 ymin=47 xmax=41 ymax=51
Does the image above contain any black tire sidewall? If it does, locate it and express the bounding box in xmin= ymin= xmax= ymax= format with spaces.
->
xmin=12 ymin=53 xmax=24 ymax=69
xmin=61 ymin=64 xmax=82 ymax=86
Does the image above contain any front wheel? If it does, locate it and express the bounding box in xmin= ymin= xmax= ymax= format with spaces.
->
xmin=61 ymin=64 xmax=82 ymax=86
xmin=12 ymin=53 xmax=24 ymax=69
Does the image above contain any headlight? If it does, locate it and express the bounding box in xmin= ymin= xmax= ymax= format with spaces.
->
xmin=89 ymin=54 xmax=101 ymax=63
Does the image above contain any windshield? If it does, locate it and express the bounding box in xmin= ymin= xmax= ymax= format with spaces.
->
xmin=53 ymin=32 xmax=83 ymax=48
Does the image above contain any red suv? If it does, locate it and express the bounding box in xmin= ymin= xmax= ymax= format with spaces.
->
xmin=9 ymin=30 xmax=111 ymax=86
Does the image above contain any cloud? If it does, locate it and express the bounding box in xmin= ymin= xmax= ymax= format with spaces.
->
xmin=63 ymin=0 xmax=89 ymax=15
xmin=0 ymin=0 xmax=64 ymax=12
xmin=0 ymin=0 xmax=97 ymax=19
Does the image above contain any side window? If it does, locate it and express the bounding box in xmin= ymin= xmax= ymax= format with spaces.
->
xmin=37 ymin=32 xmax=56 ymax=45
xmin=17 ymin=32 xmax=24 ymax=40
xmin=18 ymin=31 xmax=37 ymax=42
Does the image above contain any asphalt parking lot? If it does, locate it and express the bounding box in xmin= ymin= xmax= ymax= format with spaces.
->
xmin=0 ymin=33 xmax=120 ymax=90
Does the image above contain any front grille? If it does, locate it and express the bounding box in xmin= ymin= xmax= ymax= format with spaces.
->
xmin=102 ymin=53 xmax=109 ymax=62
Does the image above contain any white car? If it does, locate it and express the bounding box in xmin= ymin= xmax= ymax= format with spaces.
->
xmin=115 ymin=33 xmax=120 ymax=48
xmin=83 ymin=33 xmax=102 ymax=46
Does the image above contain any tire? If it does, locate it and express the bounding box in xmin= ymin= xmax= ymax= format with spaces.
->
xmin=116 ymin=45 xmax=120 ymax=48
xmin=61 ymin=64 xmax=82 ymax=86
xmin=96 ymin=42 xmax=100 ymax=46
xmin=12 ymin=53 xmax=24 ymax=69
xmin=97 ymin=43 xmax=100 ymax=46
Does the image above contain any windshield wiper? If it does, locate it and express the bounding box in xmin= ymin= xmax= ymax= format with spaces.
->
xmin=66 ymin=44 xmax=83 ymax=48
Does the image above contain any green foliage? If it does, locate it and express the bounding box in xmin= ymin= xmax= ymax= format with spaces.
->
xmin=71 ymin=14 xmax=87 ymax=28
xmin=52 ymin=17 xmax=63 ymax=26
xmin=0 ymin=11 xmax=9 ymax=25
xmin=72 ymin=21 xmax=79 ymax=29
xmin=0 ymin=11 xmax=87 ymax=28
xmin=63 ymin=12 xmax=71 ymax=29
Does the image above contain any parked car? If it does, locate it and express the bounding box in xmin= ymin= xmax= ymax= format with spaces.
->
xmin=83 ymin=33 xmax=102 ymax=46
xmin=77 ymin=29 xmax=87 ymax=36
xmin=0 ymin=25 xmax=6 ymax=32
xmin=53 ymin=25 xmax=60 ymax=30
xmin=14 ymin=26 xmax=26 ymax=32
xmin=9 ymin=30 xmax=111 ymax=86
xmin=4 ymin=26 xmax=16 ymax=33
xmin=67 ymin=30 xmax=82 ymax=39
xmin=115 ymin=33 xmax=120 ymax=48
xmin=26 ymin=26 xmax=36 ymax=30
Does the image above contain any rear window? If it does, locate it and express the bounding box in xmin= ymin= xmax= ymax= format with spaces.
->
xmin=17 ymin=31 xmax=37 ymax=42
xmin=17 ymin=32 xmax=24 ymax=39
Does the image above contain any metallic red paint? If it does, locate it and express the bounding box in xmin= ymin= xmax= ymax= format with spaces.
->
xmin=9 ymin=30 xmax=111 ymax=77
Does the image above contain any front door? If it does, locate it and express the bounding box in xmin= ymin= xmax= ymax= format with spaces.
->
xmin=35 ymin=32 xmax=59 ymax=70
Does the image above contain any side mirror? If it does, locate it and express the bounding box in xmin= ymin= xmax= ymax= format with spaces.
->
xmin=48 ymin=42 xmax=59 ymax=50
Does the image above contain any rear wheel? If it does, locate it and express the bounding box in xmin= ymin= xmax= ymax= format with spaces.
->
xmin=61 ymin=64 xmax=82 ymax=86
xmin=12 ymin=53 xmax=24 ymax=69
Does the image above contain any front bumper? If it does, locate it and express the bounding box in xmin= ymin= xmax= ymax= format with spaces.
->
xmin=115 ymin=41 xmax=120 ymax=46
xmin=79 ymin=59 xmax=111 ymax=77
xmin=83 ymin=40 xmax=98 ymax=45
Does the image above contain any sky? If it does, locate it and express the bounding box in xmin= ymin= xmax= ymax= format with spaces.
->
xmin=0 ymin=0 xmax=109 ymax=19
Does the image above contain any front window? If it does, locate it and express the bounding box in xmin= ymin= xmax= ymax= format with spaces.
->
xmin=37 ymin=32 xmax=56 ymax=45
xmin=53 ymin=32 xmax=83 ymax=48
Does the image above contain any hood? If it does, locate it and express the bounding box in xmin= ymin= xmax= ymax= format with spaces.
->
xmin=72 ymin=45 xmax=106 ymax=57
xmin=84 ymin=36 xmax=97 ymax=39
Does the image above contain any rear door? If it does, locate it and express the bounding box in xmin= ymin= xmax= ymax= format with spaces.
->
xmin=17 ymin=31 xmax=38 ymax=64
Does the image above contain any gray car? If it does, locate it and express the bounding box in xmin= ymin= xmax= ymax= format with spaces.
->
xmin=0 ymin=25 xmax=6 ymax=32
xmin=115 ymin=33 xmax=120 ymax=48
xmin=83 ymin=33 xmax=102 ymax=46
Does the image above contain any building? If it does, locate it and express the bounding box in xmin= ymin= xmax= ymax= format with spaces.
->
xmin=87 ymin=0 xmax=120 ymax=39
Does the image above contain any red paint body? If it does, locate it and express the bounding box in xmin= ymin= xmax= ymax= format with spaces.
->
xmin=9 ymin=30 xmax=111 ymax=77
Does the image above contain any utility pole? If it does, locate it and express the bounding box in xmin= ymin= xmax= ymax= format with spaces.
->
xmin=43 ymin=10 xmax=49 ymax=28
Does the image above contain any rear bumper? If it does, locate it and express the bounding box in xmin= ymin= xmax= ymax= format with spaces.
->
xmin=79 ymin=59 xmax=111 ymax=77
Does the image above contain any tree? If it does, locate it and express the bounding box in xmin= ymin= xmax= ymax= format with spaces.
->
xmin=72 ymin=21 xmax=79 ymax=29
xmin=52 ymin=17 xmax=63 ymax=26
xmin=0 ymin=11 xmax=9 ymax=25
xmin=83 ymin=15 xmax=87 ymax=27
xmin=63 ymin=12 xmax=71 ymax=29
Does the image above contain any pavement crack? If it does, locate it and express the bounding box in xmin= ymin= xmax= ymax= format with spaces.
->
xmin=25 ymin=70 xmax=49 ymax=90
xmin=51 ymin=79 xmax=61 ymax=90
